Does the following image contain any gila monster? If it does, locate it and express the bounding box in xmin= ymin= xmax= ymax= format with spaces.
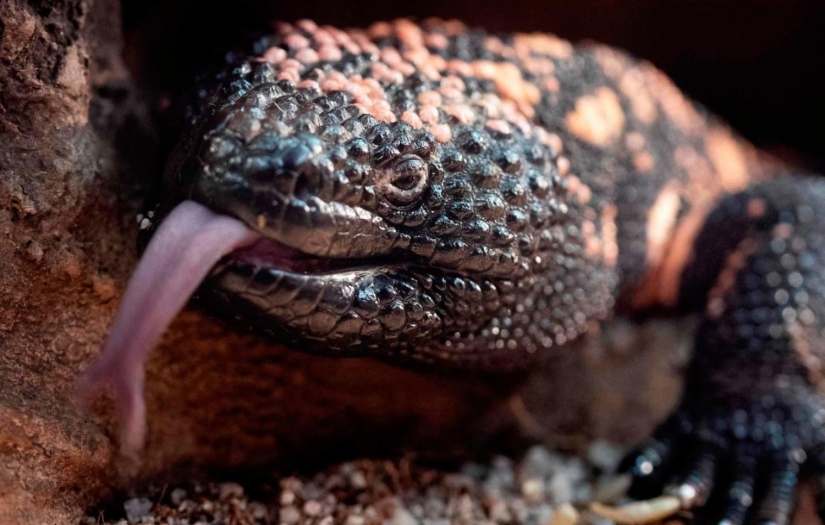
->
xmin=79 ymin=18 xmax=825 ymax=525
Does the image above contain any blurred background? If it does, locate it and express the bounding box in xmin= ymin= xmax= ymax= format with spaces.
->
xmin=121 ymin=0 xmax=825 ymax=170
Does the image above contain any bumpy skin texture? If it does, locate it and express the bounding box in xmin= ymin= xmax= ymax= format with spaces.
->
xmin=149 ymin=19 xmax=825 ymax=524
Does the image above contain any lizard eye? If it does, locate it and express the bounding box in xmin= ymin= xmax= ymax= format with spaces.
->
xmin=379 ymin=154 xmax=428 ymax=206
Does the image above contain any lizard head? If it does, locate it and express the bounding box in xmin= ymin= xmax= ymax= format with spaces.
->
xmin=80 ymin=20 xmax=612 ymax=454
xmin=102 ymin=21 xmax=592 ymax=368
xmin=159 ymin=61 xmax=575 ymax=363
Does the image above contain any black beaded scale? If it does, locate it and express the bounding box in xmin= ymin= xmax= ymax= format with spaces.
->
xmin=145 ymin=19 xmax=825 ymax=525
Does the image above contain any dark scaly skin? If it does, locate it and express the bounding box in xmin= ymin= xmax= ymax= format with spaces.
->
xmin=147 ymin=19 xmax=825 ymax=524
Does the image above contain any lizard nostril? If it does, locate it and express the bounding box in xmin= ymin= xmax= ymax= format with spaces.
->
xmin=280 ymin=144 xmax=311 ymax=171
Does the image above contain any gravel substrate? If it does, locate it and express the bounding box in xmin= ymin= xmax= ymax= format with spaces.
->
xmin=83 ymin=442 xmax=634 ymax=525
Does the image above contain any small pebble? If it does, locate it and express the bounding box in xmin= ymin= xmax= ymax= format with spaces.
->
xmin=169 ymin=488 xmax=187 ymax=506
xmin=548 ymin=503 xmax=579 ymax=525
xmin=349 ymin=470 xmax=368 ymax=489
xmin=389 ymin=504 xmax=418 ymax=525
xmin=303 ymin=499 xmax=322 ymax=516
xmin=248 ymin=502 xmax=268 ymax=519
xmin=547 ymin=473 xmax=574 ymax=504
xmin=219 ymin=482 xmax=244 ymax=500
xmin=521 ymin=478 xmax=545 ymax=503
xmin=587 ymin=441 xmax=627 ymax=472
xmin=279 ymin=505 xmax=301 ymax=524
xmin=345 ymin=515 xmax=366 ymax=525
xmin=528 ymin=504 xmax=554 ymax=525
xmin=487 ymin=497 xmax=511 ymax=523
xmin=123 ymin=498 xmax=153 ymax=523
xmin=280 ymin=490 xmax=295 ymax=505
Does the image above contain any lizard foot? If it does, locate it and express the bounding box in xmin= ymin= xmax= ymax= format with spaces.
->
xmin=615 ymin=393 xmax=825 ymax=525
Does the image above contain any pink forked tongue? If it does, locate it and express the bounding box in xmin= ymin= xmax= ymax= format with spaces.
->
xmin=77 ymin=200 xmax=259 ymax=458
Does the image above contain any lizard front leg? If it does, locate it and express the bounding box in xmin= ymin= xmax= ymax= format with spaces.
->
xmin=622 ymin=177 xmax=825 ymax=525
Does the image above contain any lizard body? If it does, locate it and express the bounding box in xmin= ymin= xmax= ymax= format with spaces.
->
xmin=80 ymin=19 xmax=825 ymax=525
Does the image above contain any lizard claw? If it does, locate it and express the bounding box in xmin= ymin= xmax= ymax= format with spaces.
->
xmin=617 ymin=400 xmax=821 ymax=525
xmin=590 ymin=497 xmax=682 ymax=524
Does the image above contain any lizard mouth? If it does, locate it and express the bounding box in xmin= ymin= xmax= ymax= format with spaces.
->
xmin=229 ymin=237 xmax=401 ymax=275
xmin=78 ymin=198 xmax=402 ymax=456
xmin=77 ymin=198 xmax=422 ymax=456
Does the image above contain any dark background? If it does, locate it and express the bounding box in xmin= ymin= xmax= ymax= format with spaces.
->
xmin=121 ymin=0 xmax=825 ymax=170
